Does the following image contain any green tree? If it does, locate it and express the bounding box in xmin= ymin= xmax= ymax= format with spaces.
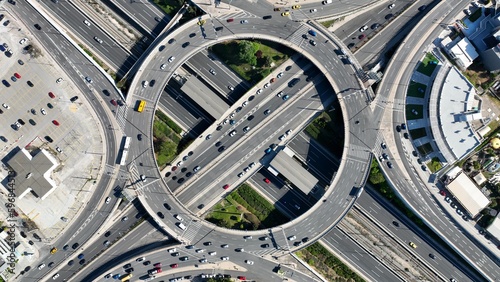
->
xmin=473 ymin=160 xmax=481 ymax=170
xmin=264 ymin=56 xmax=273 ymax=67
xmin=237 ymin=40 xmax=257 ymax=65
xmin=369 ymin=172 xmax=385 ymax=185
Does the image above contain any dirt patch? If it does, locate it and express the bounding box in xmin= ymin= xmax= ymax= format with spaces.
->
xmin=464 ymin=61 xmax=495 ymax=89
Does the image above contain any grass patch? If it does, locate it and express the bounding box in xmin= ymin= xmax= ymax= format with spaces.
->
xmin=417 ymin=52 xmax=438 ymax=76
xmin=409 ymin=127 xmax=427 ymax=139
xmin=463 ymin=61 xmax=497 ymax=89
xmin=296 ymin=243 xmax=365 ymax=282
xmin=405 ymin=104 xmax=424 ymax=120
xmin=469 ymin=7 xmax=482 ymax=22
xmin=152 ymin=0 xmax=202 ymax=22
xmin=206 ymin=184 xmax=288 ymax=230
xmin=210 ymin=39 xmax=295 ymax=83
xmin=305 ymin=107 xmax=345 ymax=157
xmin=417 ymin=143 xmax=434 ymax=156
xmin=407 ymin=81 xmax=427 ymax=98
xmin=319 ymin=19 xmax=336 ymax=28
xmin=152 ymin=112 xmax=192 ymax=169
xmin=428 ymin=157 xmax=443 ymax=173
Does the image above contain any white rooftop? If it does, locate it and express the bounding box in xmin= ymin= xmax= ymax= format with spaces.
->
xmin=449 ymin=37 xmax=479 ymax=69
xmin=447 ymin=173 xmax=490 ymax=217
xmin=486 ymin=214 xmax=500 ymax=241
xmin=438 ymin=67 xmax=480 ymax=160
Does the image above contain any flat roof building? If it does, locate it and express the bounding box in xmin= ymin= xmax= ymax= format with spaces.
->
xmin=269 ymin=150 xmax=318 ymax=195
xmin=486 ymin=213 xmax=500 ymax=242
xmin=446 ymin=172 xmax=490 ymax=218
xmin=5 ymin=147 xmax=58 ymax=200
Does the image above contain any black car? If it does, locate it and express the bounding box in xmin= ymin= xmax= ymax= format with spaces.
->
xmin=102 ymin=89 xmax=110 ymax=96
xmin=29 ymin=119 xmax=36 ymax=126
xmin=263 ymin=15 xmax=272 ymax=19
xmin=18 ymin=59 xmax=24 ymax=65
xmin=186 ymin=245 xmax=195 ymax=249
xmin=157 ymin=212 xmax=165 ymax=219
xmin=189 ymin=33 xmax=196 ymax=38
xmin=385 ymin=13 xmax=393 ymax=20
xmin=172 ymin=252 xmax=180 ymax=257
xmin=215 ymin=26 xmax=223 ymax=31
xmin=27 ymin=81 xmax=34 ymax=87
xmin=172 ymin=176 xmax=177 ymax=180
xmin=0 ymin=136 xmax=7 ymax=142
xmin=403 ymin=133 xmax=409 ymax=139
xmin=18 ymin=119 xmax=25 ymax=125
xmin=48 ymin=262 xmax=54 ymax=268
xmin=215 ymin=141 xmax=222 ymax=147
xmin=125 ymin=268 xmax=134 ymax=273
xmin=33 ymin=233 xmax=41 ymax=240
xmin=184 ymin=275 xmax=193 ymax=279
xmin=261 ymin=244 xmax=269 ymax=248
xmin=68 ymin=260 xmax=74 ymax=266
xmin=70 ymin=96 xmax=79 ymax=102
xmin=216 ymin=125 xmax=223 ymax=131
xmin=3 ymin=20 xmax=10 ymax=26
xmin=429 ymin=253 xmax=435 ymax=259
xmin=143 ymin=260 xmax=151 ymax=266
xmin=182 ymin=42 xmax=190 ymax=48
xmin=186 ymin=172 xmax=192 ymax=177
xmin=168 ymin=38 xmax=176 ymax=44
xmin=123 ymin=263 xmax=131 ymax=269
xmin=198 ymin=204 xmax=205 ymax=209
xmin=163 ymin=203 xmax=171 ymax=210
xmin=20 ymin=231 xmax=27 ymax=238
xmin=72 ymin=243 xmax=79 ymax=249
xmin=204 ymin=241 xmax=212 ymax=246
xmin=137 ymin=134 xmax=142 ymax=140
xmin=79 ymin=259 xmax=86 ymax=265
xmin=2 ymin=80 xmax=11 ymax=87
xmin=177 ymin=178 xmax=185 ymax=184
xmin=302 ymin=237 xmax=309 ymax=243
xmin=28 ymin=240 xmax=34 ymax=245
xmin=218 ymin=146 xmax=226 ymax=152
xmin=63 ymin=244 xmax=69 ymax=251
xmin=149 ymin=80 xmax=156 ymax=87
xmin=47 ymin=103 xmax=54 ymax=109
xmin=179 ymin=256 xmax=189 ymax=261
xmin=181 ymin=167 xmax=187 ymax=173
xmin=392 ymin=221 xmax=399 ymax=227
xmin=104 ymin=231 xmax=112 ymax=237
xmin=34 ymin=24 xmax=41 ymax=30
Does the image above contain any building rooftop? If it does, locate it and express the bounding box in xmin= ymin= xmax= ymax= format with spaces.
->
xmin=449 ymin=37 xmax=479 ymax=69
xmin=6 ymin=147 xmax=58 ymax=200
xmin=438 ymin=67 xmax=481 ymax=160
xmin=270 ymin=150 xmax=318 ymax=195
xmin=486 ymin=213 xmax=500 ymax=241
xmin=447 ymin=172 xmax=490 ymax=218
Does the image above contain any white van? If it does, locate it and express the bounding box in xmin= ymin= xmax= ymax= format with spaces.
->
xmin=174 ymin=214 xmax=183 ymax=221
xmin=167 ymin=248 xmax=176 ymax=253
xmin=322 ymin=0 xmax=332 ymax=4
xmin=177 ymin=222 xmax=186 ymax=230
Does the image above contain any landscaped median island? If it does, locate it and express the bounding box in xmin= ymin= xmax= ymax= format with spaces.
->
xmin=153 ymin=111 xmax=193 ymax=168
xmin=305 ymin=105 xmax=345 ymax=157
xmin=295 ymin=242 xmax=365 ymax=282
xmin=206 ymin=184 xmax=288 ymax=230
xmin=210 ymin=39 xmax=295 ymax=82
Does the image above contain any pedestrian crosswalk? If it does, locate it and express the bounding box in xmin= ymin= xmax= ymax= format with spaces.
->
xmin=286 ymin=25 xmax=313 ymax=47
xmin=181 ymin=220 xmax=203 ymax=242
xmin=115 ymin=104 xmax=128 ymax=130
xmin=247 ymin=247 xmax=279 ymax=257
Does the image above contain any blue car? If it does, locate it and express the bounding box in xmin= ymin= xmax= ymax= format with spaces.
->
xmin=113 ymin=274 xmax=120 ymax=279
xmin=265 ymin=148 xmax=272 ymax=154
xmin=282 ymin=95 xmax=289 ymax=101
xmin=308 ymin=30 xmax=317 ymax=36
xmin=77 ymin=254 xmax=84 ymax=259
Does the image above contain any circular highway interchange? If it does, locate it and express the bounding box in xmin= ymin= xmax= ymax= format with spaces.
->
xmin=119 ymin=9 xmax=374 ymax=281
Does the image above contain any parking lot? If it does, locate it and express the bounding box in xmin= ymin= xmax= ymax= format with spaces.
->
xmin=0 ymin=10 xmax=104 ymax=241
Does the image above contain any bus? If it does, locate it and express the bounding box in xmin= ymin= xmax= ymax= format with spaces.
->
xmin=121 ymin=274 xmax=133 ymax=282
xmin=119 ymin=136 xmax=131 ymax=166
xmin=136 ymin=100 xmax=146 ymax=113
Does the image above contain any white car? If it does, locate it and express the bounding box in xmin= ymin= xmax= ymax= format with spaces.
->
xmin=285 ymin=129 xmax=292 ymax=135
xmin=287 ymin=235 xmax=296 ymax=240
xmin=105 ymin=197 xmax=111 ymax=204
xmin=279 ymin=135 xmax=286 ymax=141
xmin=310 ymin=8 xmax=317 ymax=13
xmin=277 ymin=91 xmax=283 ymax=97
xmin=277 ymin=72 xmax=284 ymax=78
xmin=2 ymin=103 xmax=10 ymax=109
xmin=40 ymin=108 xmax=47 ymax=115
xmin=229 ymin=130 xmax=237 ymax=137
xmin=264 ymin=83 xmax=270 ymax=88
xmin=56 ymin=147 xmax=63 ymax=153
xmin=223 ymin=119 xmax=228 ymax=125
xmin=209 ymin=69 xmax=216 ymax=75
xmin=221 ymin=256 xmax=229 ymax=260
xmin=52 ymin=274 xmax=59 ymax=280
xmin=160 ymin=64 xmax=166 ymax=70
xmin=388 ymin=3 xmax=395 ymax=9
xmin=243 ymin=167 xmax=250 ymax=172
xmin=229 ymin=113 xmax=235 ymax=119
xmin=195 ymin=249 xmax=204 ymax=253
xmin=142 ymin=81 xmax=148 ymax=88
xmin=249 ymin=162 xmax=255 ymax=168
xmin=94 ymin=36 xmax=103 ymax=44
xmin=140 ymin=174 xmax=146 ymax=182
xmin=228 ymin=86 xmax=234 ymax=91
xmin=136 ymin=257 xmax=146 ymax=262
xmin=168 ymin=56 xmax=175 ymax=63
xmin=359 ymin=25 xmax=368 ymax=32
xmin=85 ymin=77 xmax=93 ymax=83
xmin=242 ymin=101 xmax=248 ymax=107
xmin=245 ymin=260 xmax=254 ymax=265
xmin=19 ymin=38 xmax=28 ymax=44
xmin=38 ymin=264 xmax=45 ymax=270
xmin=240 ymin=20 xmax=249 ymax=24
xmin=256 ymin=89 xmax=262 ymax=95
xmin=83 ymin=20 xmax=91 ymax=26
xmin=56 ymin=78 xmax=63 ymax=84
xmin=208 ymin=251 xmax=216 ymax=256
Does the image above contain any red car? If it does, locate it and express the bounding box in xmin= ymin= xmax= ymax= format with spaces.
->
xmin=237 ymin=276 xmax=246 ymax=281
xmin=153 ymin=263 xmax=161 ymax=268
xmin=227 ymin=18 xmax=234 ymax=23
xmin=110 ymin=99 xmax=118 ymax=106
xmin=358 ymin=34 xmax=366 ymax=40
xmin=14 ymin=73 xmax=21 ymax=79
xmin=52 ymin=120 xmax=60 ymax=126
xmin=170 ymin=263 xmax=178 ymax=268
xmin=48 ymin=92 xmax=56 ymax=99
xmin=439 ymin=190 xmax=446 ymax=196
xmin=264 ymin=178 xmax=270 ymax=184
xmin=223 ymin=184 xmax=229 ymax=190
